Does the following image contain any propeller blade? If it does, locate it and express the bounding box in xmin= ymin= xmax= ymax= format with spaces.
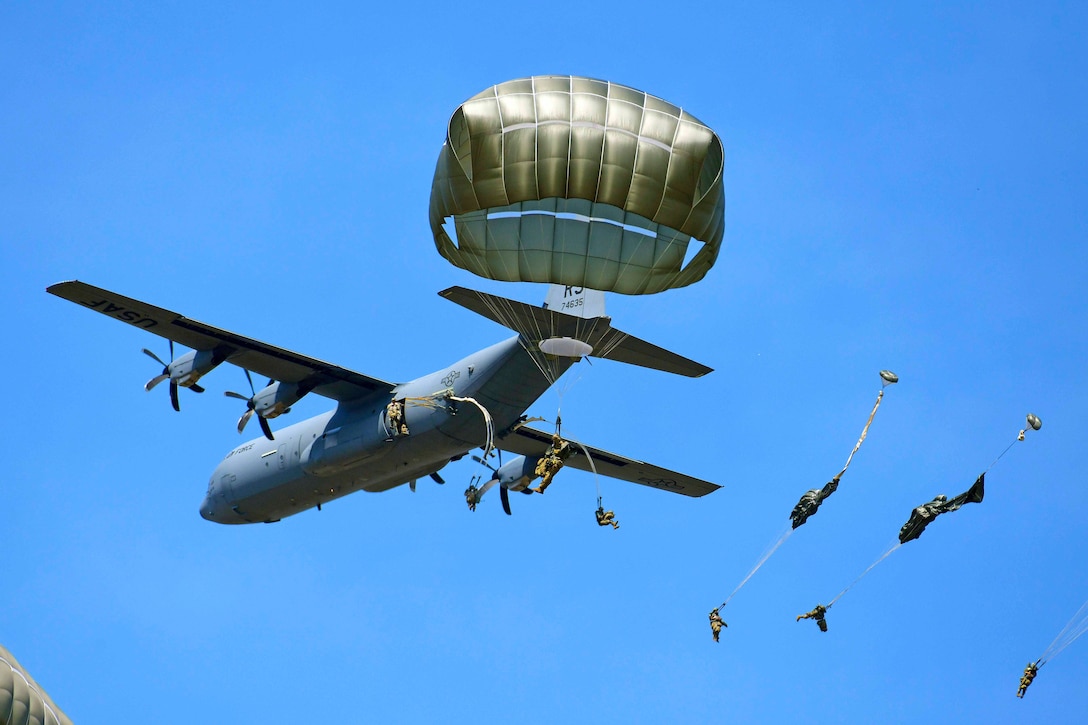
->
xmin=224 ymin=391 xmax=250 ymax=401
xmin=471 ymin=455 xmax=498 ymax=473
xmin=478 ymin=478 xmax=499 ymax=497
xmin=500 ymin=485 xmax=511 ymax=516
xmin=409 ymin=480 xmax=417 ymax=493
xmin=430 ymin=472 xmax=445 ymax=485
xmin=169 ymin=381 xmax=180 ymax=412
xmin=145 ymin=374 xmax=169 ymax=391
xmin=244 ymin=369 xmax=257 ymax=395
xmin=190 ymin=384 xmax=205 ymax=394
xmin=237 ymin=408 xmax=253 ymax=433
xmin=258 ymin=415 xmax=274 ymax=441
xmin=142 ymin=348 xmax=168 ymax=367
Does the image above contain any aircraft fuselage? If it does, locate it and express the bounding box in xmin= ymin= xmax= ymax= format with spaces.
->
xmin=199 ymin=336 xmax=569 ymax=524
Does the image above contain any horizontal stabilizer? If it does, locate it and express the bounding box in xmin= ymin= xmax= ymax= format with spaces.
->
xmin=439 ymin=286 xmax=711 ymax=378
xmin=499 ymin=424 xmax=720 ymax=497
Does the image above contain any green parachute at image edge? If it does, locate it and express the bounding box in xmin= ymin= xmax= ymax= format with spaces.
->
xmin=0 ymin=644 xmax=73 ymax=725
xmin=429 ymin=75 xmax=725 ymax=295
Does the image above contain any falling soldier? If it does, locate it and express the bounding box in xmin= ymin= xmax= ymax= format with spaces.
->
xmin=386 ymin=399 xmax=409 ymax=438
xmin=1017 ymin=662 xmax=1039 ymax=698
xmin=709 ymin=608 xmax=726 ymax=642
xmin=595 ymin=505 xmax=619 ymax=529
xmin=797 ymin=604 xmax=829 ymax=632
xmin=532 ymin=433 xmax=573 ymax=494
xmin=464 ymin=483 xmax=481 ymax=512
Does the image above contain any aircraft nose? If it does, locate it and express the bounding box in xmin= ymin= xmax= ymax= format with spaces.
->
xmin=199 ymin=495 xmax=217 ymax=521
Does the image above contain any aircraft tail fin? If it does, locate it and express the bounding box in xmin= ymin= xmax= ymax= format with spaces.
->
xmin=542 ymin=285 xmax=605 ymax=319
xmin=439 ymin=286 xmax=712 ymax=378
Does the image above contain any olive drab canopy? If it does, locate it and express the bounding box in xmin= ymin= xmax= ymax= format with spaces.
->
xmin=0 ymin=644 xmax=73 ymax=725
xmin=898 ymin=473 xmax=986 ymax=544
xmin=429 ymin=76 xmax=725 ymax=295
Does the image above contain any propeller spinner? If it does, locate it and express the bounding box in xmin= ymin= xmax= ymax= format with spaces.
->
xmin=225 ymin=369 xmax=275 ymax=441
xmin=143 ymin=340 xmax=205 ymax=411
xmin=224 ymin=371 xmax=314 ymax=442
xmin=471 ymin=452 xmax=532 ymax=516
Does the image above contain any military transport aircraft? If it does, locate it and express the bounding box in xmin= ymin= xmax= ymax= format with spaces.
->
xmin=47 ymin=281 xmax=719 ymax=524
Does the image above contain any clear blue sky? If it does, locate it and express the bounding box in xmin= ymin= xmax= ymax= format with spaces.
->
xmin=4 ymin=2 xmax=1086 ymax=723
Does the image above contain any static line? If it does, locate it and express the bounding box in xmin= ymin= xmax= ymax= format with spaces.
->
xmin=720 ymin=525 xmax=795 ymax=609
xmin=1040 ymin=597 xmax=1088 ymax=666
xmin=828 ymin=541 xmax=902 ymax=608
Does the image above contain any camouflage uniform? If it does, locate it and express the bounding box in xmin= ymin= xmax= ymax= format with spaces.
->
xmin=595 ymin=506 xmax=619 ymax=529
xmin=464 ymin=484 xmax=480 ymax=512
xmin=797 ymin=604 xmax=829 ymax=632
xmin=387 ymin=399 xmax=409 ymax=437
xmin=1017 ymin=662 xmax=1038 ymax=698
xmin=709 ymin=608 xmax=726 ymax=642
xmin=532 ymin=434 xmax=573 ymax=493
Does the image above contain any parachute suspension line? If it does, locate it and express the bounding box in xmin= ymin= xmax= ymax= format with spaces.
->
xmin=827 ymin=541 xmax=903 ymax=608
xmin=593 ymin=327 xmax=629 ymax=361
xmin=718 ymin=525 xmax=795 ymax=610
xmin=985 ymin=440 xmax=1018 ymax=474
xmin=568 ymin=436 xmax=604 ymax=502
xmin=557 ymin=366 xmax=586 ymax=401
xmin=835 ymin=371 xmax=898 ymax=482
xmin=985 ymin=414 xmax=1041 ymax=473
xmin=1039 ymin=597 xmax=1088 ymax=666
xmin=473 ymin=288 xmax=560 ymax=384
xmin=555 ymin=384 xmax=565 ymax=434
xmin=837 ymin=388 xmax=881 ymax=478
xmin=447 ymin=394 xmax=496 ymax=459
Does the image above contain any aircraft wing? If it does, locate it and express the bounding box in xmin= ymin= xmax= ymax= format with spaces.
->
xmin=47 ymin=280 xmax=395 ymax=402
xmin=498 ymin=423 xmax=720 ymax=498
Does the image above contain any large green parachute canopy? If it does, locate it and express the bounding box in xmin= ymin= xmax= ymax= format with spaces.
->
xmin=0 ymin=644 xmax=73 ymax=725
xmin=429 ymin=76 xmax=726 ymax=294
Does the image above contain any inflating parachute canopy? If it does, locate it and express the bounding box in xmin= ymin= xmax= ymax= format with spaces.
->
xmin=429 ymin=76 xmax=725 ymax=295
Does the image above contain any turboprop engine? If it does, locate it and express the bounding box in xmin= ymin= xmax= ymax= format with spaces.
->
xmin=469 ymin=454 xmax=542 ymax=515
xmin=492 ymin=455 xmax=537 ymax=492
xmin=143 ymin=342 xmax=228 ymax=411
xmin=225 ymin=370 xmax=314 ymax=440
